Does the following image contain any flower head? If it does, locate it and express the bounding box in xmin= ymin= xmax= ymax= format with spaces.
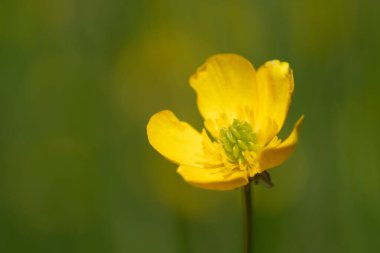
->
xmin=147 ymin=54 xmax=304 ymax=190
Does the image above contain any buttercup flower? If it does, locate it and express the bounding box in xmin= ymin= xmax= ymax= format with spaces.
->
xmin=147 ymin=54 xmax=304 ymax=190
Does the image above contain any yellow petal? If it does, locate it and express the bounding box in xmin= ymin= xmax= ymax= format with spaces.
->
xmin=147 ymin=110 xmax=204 ymax=167
xmin=259 ymin=115 xmax=304 ymax=171
xmin=190 ymin=54 xmax=258 ymax=132
xmin=177 ymin=165 xmax=249 ymax=190
xmin=255 ymin=60 xmax=295 ymax=143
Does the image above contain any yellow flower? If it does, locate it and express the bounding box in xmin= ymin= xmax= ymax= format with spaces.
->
xmin=147 ymin=54 xmax=304 ymax=191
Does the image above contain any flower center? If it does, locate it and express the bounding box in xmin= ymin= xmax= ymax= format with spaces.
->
xmin=219 ymin=119 xmax=259 ymax=167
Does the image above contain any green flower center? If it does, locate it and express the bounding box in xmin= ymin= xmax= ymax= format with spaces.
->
xmin=219 ymin=119 xmax=258 ymax=164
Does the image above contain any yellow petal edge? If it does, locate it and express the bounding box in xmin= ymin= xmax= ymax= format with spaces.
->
xmin=189 ymin=54 xmax=258 ymax=135
xmin=177 ymin=165 xmax=249 ymax=190
xmin=259 ymin=115 xmax=304 ymax=172
xmin=255 ymin=60 xmax=295 ymax=142
xmin=147 ymin=110 xmax=204 ymax=167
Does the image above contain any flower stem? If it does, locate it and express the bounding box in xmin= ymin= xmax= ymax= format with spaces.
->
xmin=176 ymin=211 xmax=190 ymax=253
xmin=242 ymin=183 xmax=253 ymax=253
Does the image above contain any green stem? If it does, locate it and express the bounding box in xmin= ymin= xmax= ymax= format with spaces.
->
xmin=176 ymin=211 xmax=190 ymax=253
xmin=242 ymin=183 xmax=253 ymax=253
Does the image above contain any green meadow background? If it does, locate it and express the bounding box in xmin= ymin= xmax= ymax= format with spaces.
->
xmin=1 ymin=0 xmax=379 ymax=252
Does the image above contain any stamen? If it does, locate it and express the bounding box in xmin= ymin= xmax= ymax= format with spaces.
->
xmin=219 ymin=119 xmax=258 ymax=169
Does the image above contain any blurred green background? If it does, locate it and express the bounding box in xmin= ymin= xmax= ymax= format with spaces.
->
xmin=1 ymin=0 xmax=379 ymax=252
